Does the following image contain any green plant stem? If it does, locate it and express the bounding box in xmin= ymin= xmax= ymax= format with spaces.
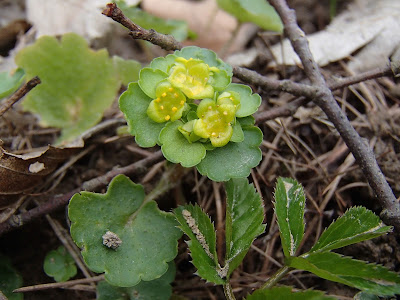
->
xmin=260 ymin=266 xmax=291 ymax=289
xmin=223 ymin=282 xmax=236 ymax=300
xmin=329 ymin=0 xmax=337 ymax=20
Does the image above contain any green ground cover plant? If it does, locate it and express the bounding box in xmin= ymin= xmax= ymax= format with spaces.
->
xmin=1 ymin=1 xmax=400 ymax=299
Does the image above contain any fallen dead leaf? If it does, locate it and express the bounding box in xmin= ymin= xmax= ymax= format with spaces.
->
xmin=268 ymin=0 xmax=400 ymax=72
xmin=0 ymin=145 xmax=81 ymax=198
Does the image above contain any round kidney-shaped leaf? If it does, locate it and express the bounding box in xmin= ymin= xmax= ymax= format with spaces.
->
xmin=96 ymin=262 xmax=176 ymax=300
xmin=15 ymin=33 xmax=121 ymax=143
xmin=0 ymin=255 xmax=23 ymax=300
xmin=68 ymin=175 xmax=182 ymax=287
xmin=159 ymin=120 xmax=207 ymax=167
xmin=119 ymin=82 xmax=165 ymax=147
xmin=0 ymin=68 xmax=25 ymax=99
xmin=174 ymin=46 xmax=233 ymax=77
xmin=43 ymin=245 xmax=77 ymax=282
xmin=226 ymin=83 xmax=261 ymax=118
xmin=196 ymin=126 xmax=263 ymax=181
xmin=149 ymin=54 xmax=178 ymax=73
xmin=138 ymin=68 xmax=169 ymax=99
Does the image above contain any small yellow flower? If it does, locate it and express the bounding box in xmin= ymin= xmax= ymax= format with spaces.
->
xmin=168 ymin=57 xmax=215 ymax=99
xmin=147 ymin=81 xmax=186 ymax=123
xmin=193 ymin=98 xmax=236 ymax=147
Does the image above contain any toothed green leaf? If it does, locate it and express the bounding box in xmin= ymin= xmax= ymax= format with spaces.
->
xmin=226 ymin=83 xmax=261 ymax=118
xmin=225 ymin=178 xmax=265 ymax=278
xmin=113 ymin=56 xmax=141 ymax=86
xmin=287 ymin=252 xmax=400 ymax=296
xmin=138 ymin=68 xmax=169 ymax=99
xmin=174 ymin=205 xmax=225 ymax=284
xmin=196 ymin=126 xmax=262 ymax=181
xmin=68 ymin=175 xmax=182 ymax=287
xmin=149 ymin=54 xmax=178 ymax=74
xmin=311 ymin=206 xmax=392 ymax=253
xmin=230 ymin=121 xmax=244 ymax=143
xmin=174 ymin=46 xmax=233 ymax=77
xmin=15 ymin=33 xmax=120 ymax=143
xmin=119 ymin=82 xmax=164 ymax=147
xmin=43 ymin=246 xmax=77 ymax=282
xmin=274 ymin=177 xmax=306 ymax=257
xmin=217 ymin=0 xmax=283 ymax=32
xmin=0 ymin=68 xmax=25 ymax=99
xmin=160 ymin=120 xmax=206 ymax=167
xmin=96 ymin=262 xmax=176 ymax=300
xmin=0 ymin=255 xmax=23 ymax=300
xmin=116 ymin=0 xmax=194 ymax=42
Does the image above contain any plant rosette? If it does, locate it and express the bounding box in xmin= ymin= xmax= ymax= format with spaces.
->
xmin=120 ymin=46 xmax=262 ymax=181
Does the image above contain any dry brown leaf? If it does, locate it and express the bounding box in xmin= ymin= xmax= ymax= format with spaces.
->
xmin=268 ymin=0 xmax=400 ymax=72
xmin=0 ymin=145 xmax=81 ymax=197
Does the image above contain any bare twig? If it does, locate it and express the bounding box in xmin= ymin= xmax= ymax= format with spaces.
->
xmin=102 ymin=3 xmax=183 ymax=51
xmin=255 ymin=96 xmax=307 ymax=123
xmin=13 ymin=275 xmax=104 ymax=293
xmin=233 ymin=66 xmax=316 ymax=98
xmin=255 ymin=64 xmax=397 ymax=123
xmin=0 ymin=76 xmax=41 ymax=117
xmin=268 ymin=0 xmax=400 ymax=228
xmin=0 ymin=150 xmax=163 ymax=236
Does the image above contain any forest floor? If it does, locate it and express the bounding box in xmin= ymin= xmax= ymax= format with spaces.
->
xmin=1 ymin=0 xmax=399 ymax=299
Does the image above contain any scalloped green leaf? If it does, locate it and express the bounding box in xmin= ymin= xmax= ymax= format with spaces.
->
xmin=238 ymin=115 xmax=255 ymax=127
xmin=113 ymin=56 xmax=141 ymax=86
xmin=230 ymin=121 xmax=244 ymax=143
xmin=247 ymin=286 xmax=336 ymax=300
xmin=119 ymin=82 xmax=165 ymax=147
xmin=174 ymin=205 xmax=225 ymax=285
xmin=68 ymin=174 xmax=182 ymax=287
xmin=196 ymin=126 xmax=262 ymax=181
xmin=174 ymin=46 xmax=233 ymax=77
xmin=150 ymin=54 xmax=178 ymax=74
xmin=209 ymin=69 xmax=231 ymax=91
xmin=0 ymin=68 xmax=25 ymax=99
xmin=287 ymin=252 xmax=400 ymax=296
xmin=43 ymin=245 xmax=77 ymax=282
xmin=0 ymin=255 xmax=23 ymax=300
xmin=274 ymin=177 xmax=306 ymax=258
xmin=116 ymin=0 xmax=194 ymax=42
xmin=96 ymin=262 xmax=176 ymax=300
xmin=159 ymin=120 xmax=206 ymax=167
xmin=217 ymin=0 xmax=283 ymax=32
xmin=310 ymin=206 xmax=392 ymax=254
xmin=225 ymin=178 xmax=265 ymax=278
xmin=226 ymin=83 xmax=261 ymax=118
xmin=138 ymin=68 xmax=169 ymax=99
xmin=15 ymin=33 xmax=120 ymax=143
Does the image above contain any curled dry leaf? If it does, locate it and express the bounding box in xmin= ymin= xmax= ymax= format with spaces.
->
xmin=0 ymin=144 xmax=81 ymax=204
xmin=268 ymin=0 xmax=400 ymax=72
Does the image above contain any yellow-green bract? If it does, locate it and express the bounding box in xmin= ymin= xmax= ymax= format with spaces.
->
xmin=119 ymin=46 xmax=263 ymax=181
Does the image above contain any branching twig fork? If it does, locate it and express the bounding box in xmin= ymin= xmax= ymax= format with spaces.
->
xmin=268 ymin=0 xmax=400 ymax=228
